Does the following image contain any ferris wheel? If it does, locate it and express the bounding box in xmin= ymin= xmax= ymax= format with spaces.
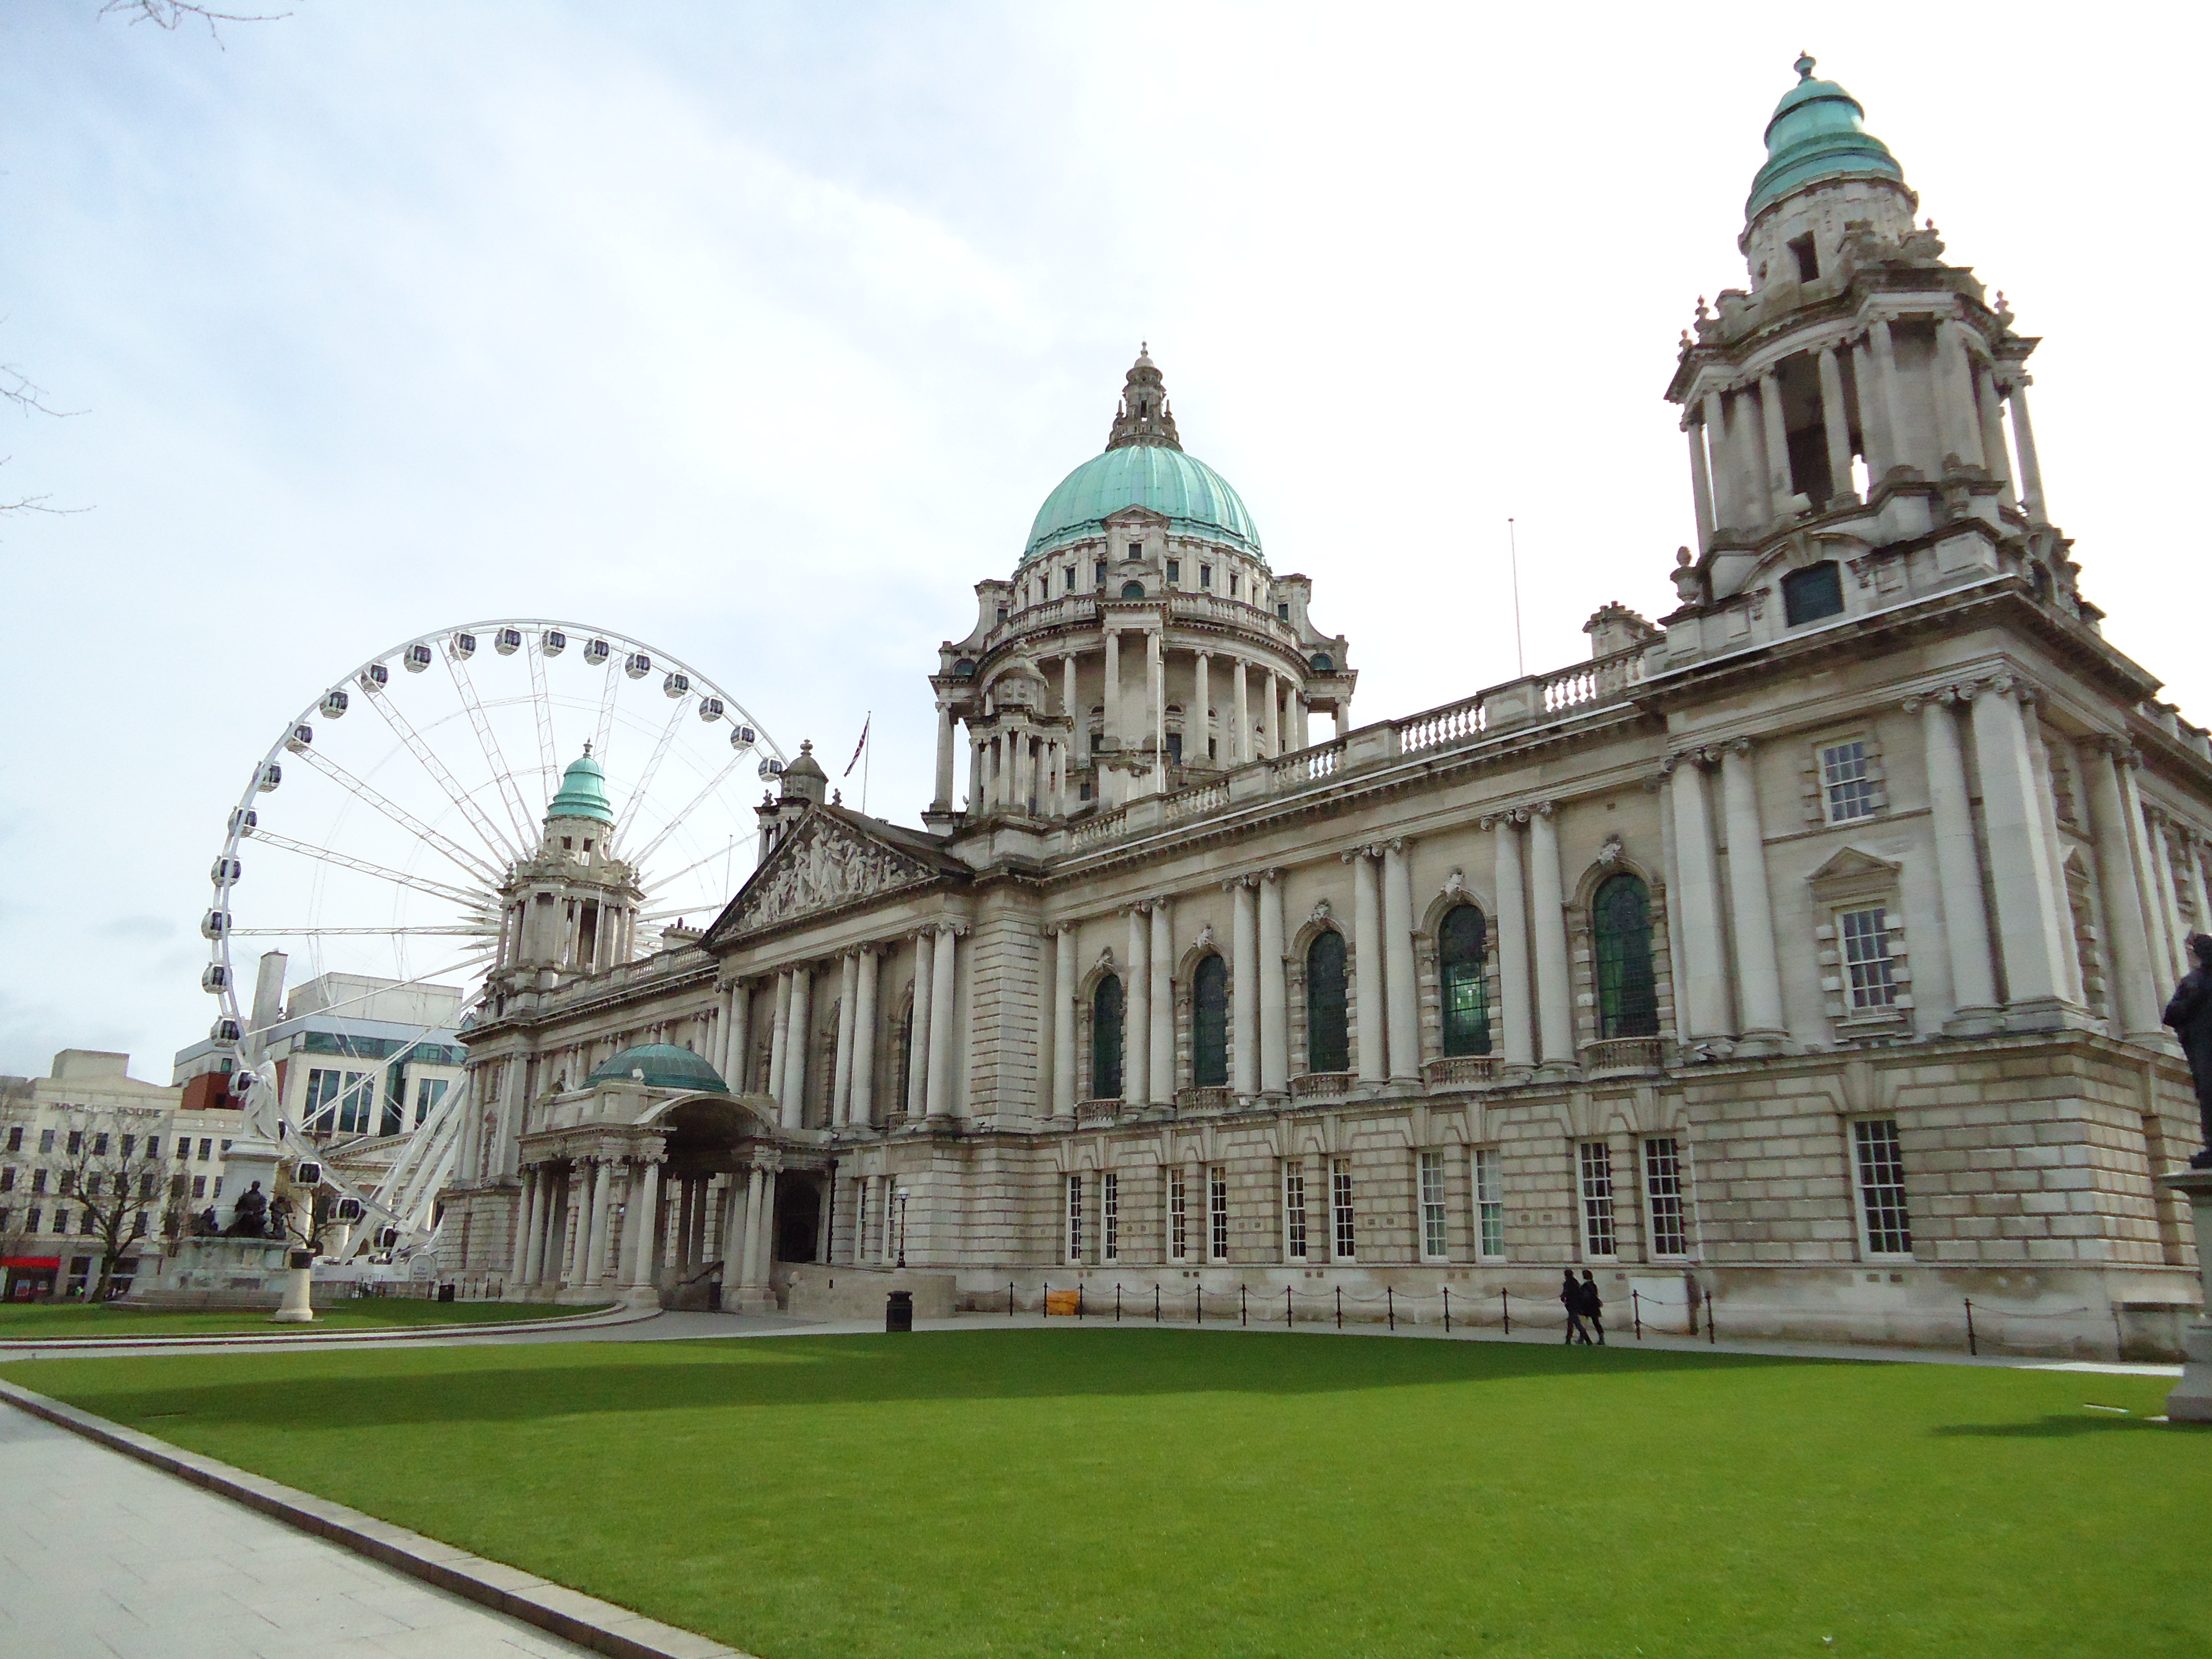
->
xmin=198 ymin=619 xmax=785 ymax=1187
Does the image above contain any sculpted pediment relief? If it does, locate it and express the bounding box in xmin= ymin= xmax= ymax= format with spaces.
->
xmin=727 ymin=813 xmax=937 ymax=934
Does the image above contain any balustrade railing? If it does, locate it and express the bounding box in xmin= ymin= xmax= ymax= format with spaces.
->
xmin=1397 ymin=696 xmax=1485 ymax=755
xmin=1175 ymin=1086 xmax=1233 ymax=1113
xmin=1581 ymin=1036 xmax=1668 ymax=1074
xmin=1266 ymin=741 xmax=1342 ymax=789
xmin=1163 ymin=780 xmax=1229 ymax=822
xmin=1288 ymin=1071 xmax=1354 ymax=1100
xmin=1419 ymin=1055 xmax=1501 ymax=1091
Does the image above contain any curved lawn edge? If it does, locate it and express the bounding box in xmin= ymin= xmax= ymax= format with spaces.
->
xmin=0 ymin=1302 xmax=642 ymax=1351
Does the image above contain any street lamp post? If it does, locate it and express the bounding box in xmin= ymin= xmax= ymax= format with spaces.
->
xmin=896 ymin=1191 xmax=908 ymax=1269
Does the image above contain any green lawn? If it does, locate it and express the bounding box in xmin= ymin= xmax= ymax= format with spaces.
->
xmin=4 ymin=1329 xmax=2203 ymax=1658
xmin=0 ymin=1298 xmax=596 ymax=1339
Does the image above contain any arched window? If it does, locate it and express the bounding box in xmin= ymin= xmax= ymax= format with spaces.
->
xmin=1593 ymin=874 xmax=1660 ymax=1038
xmin=1306 ymin=931 xmax=1349 ymax=1073
xmin=1309 ymin=653 xmax=1334 ymax=672
xmin=1092 ymin=974 xmax=1125 ymax=1101
xmin=1192 ymin=955 xmax=1229 ymax=1088
xmin=1120 ymin=581 xmax=1146 ymax=600
xmin=1439 ymin=904 xmax=1491 ymax=1056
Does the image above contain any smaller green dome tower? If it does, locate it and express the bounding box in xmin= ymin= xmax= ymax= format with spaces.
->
xmin=546 ymin=747 xmax=615 ymax=825
xmin=1746 ymin=54 xmax=1906 ymax=221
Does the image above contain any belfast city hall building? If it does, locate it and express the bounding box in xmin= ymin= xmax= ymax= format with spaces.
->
xmin=441 ymin=59 xmax=2208 ymax=1356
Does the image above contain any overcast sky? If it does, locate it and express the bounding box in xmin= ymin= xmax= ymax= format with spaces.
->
xmin=3 ymin=3 xmax=2204 ymax=1081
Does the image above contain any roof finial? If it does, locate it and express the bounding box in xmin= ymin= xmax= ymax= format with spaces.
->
xmin=582 ymin=740 xmax=592 ymax=756
xmin=1794 ymin=51 xmax=1816 ymax=81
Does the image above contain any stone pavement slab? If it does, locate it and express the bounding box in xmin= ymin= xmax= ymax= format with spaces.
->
xmin=0 ymin=1402 xmax=598 ymax=1659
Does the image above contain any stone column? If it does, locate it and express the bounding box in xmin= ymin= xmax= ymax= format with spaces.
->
xmin=1974 ymin=364 xmax=2015 ymax=501
xmin=514 ymin=1167 xmax=541 ymax=1285
xmin=1658 ymin=771 xmax=1692 ymax=1044
xmin=1293 ymin=692 xmax=1310 ymax=751
xmin=627 ymin=1160 xmax=660 ymax=1290
xmin=1103 ymin=629 xmax=1121 ymax=750
xmin=585 ymin=1158 xmax=613 ymax=1285
xmin=1667 ymin=752 xmax=1732 ymax=1040
xmin=925 ymin=923 xmax=958 ymax=1117
xmin=1258 ymin=869 xmax=1288 ymax=1094
xmin=1125 ymin=905 xmax=1151 ymax=1106
xmin=562 ymin=1166 xmax=588 ymax=1285
xmin=1868 ymin=320 xmax=1911 ymax=476
xmin=1699 ymin=391 xmax=1732 ymax=533
xmin=767 ymin=970 xmax=792 ymax=1105
xmin=2007 ymin=380 xmax=2047 ymax=524
xmin=1383 ymin=838 xmax=1418 ymax=1082
xmin=1527 ymin=804 xmax=1575 ymax=1069
xmin=1936 ymin=322 xmax=1986 ymax=470
xmin=687 ymin=1176 xmax=708 ymax=1266
xmin=1758 ymin=369 xmax=1793 ymax=513
xmin=2149 ymin=812 xmax=2186 ymax=983
xmin=1147 ymin=631 xmax=1166 ymax=792
xmin=1718 ymin=742 xmax=1787 ymax=1047
xmin=1686 ymin=414 xmax=1716 ymax=549
xmin=728 ymin=1167 xmax=755 ymax=1291
xmin=1054 ymin=925 xmax=1077 ymax=1115
xmin=2118 ymin=762 xmax=2177 ymax=993
xmin=1194 ymin=652 xmax=1211 ymax=763
xmin=1915 ymin=694 xmax=2000 ymax=1022
xmin=1061 ymin=653 xmax=1078 ymax=727
xmin=1150 ymin=900 xmax=1174 ymax=1101
xmin=1851 ymin=337 xmax=1890 ymax=482
xmin=1966 ymin=682 xmax=2071 ymax=1013
xmin=1817 ymin=345 xmax=1854 ymax=504
xmin=832 ymin=952 xmax=859 ymax=1124
xmin=1232 ymin=658 xmax=1250 ymax=764
xmin=782 ymin=964 xmax=812 ymax=1130
xmin=1231 ymin=876 xmax=1259 ymax=1097
xmin=907 ymin=929 xmax=934 ymax=1118
xmin=673 ymin=1178 xmax=695 ymax=1276
xmin=1491 ymin=814 xmax=1534 ymax=1069
xmin=932 ymin=704 xmax=955 ymax=813
xmin=1351 ymin=847 xmax=1385 ymax=1085
xmin=852 ymin=946 xmax=878 ymax=1126
xmin=1259 ymin=669 xmax=1279 ymax=758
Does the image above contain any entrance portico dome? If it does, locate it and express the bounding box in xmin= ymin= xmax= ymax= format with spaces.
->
xmin=587 ymin=1043 xmax=729 ymax=1093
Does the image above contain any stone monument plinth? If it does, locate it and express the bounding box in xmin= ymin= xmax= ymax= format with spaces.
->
xmin=2157 ymin=1169 xmax=2212 ymax=1423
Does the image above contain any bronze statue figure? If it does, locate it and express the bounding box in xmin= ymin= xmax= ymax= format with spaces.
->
xmin=2160 ymin=933 xmax=2212 ymax=1167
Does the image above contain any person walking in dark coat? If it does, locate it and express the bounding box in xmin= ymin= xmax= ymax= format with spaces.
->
xmin=1560 ymin=1269 xmax=1591 ymax=1344
xmin=1579 ymin=1270 xmax=1606 ymax=1345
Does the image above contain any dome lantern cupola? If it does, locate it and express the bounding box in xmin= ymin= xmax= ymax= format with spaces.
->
xmin=546 ymin=746 xmax=614 ymax=826
xmin=1107 ymin=343 xmax=1181 ymax=451
xmin=1746 ymin=53 xmax=1907 ymax=223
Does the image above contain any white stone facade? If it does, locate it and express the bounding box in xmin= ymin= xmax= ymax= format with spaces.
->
xmin=439 ymin=62 xmax=2208 ymax=1357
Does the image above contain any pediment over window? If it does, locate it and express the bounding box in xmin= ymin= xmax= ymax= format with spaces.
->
xmin=1805 ymin=844 xmax=1902 ymax=903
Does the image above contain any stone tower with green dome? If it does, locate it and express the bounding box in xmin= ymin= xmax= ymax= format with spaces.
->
xmin=923 ymin=348 xmax=1357 ymax=831
xmin=484 ymin=746 xmax=647 ymax=1010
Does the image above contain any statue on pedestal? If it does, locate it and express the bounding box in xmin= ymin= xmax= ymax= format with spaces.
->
xmin=223 ymin=1180 xmax=271 ymax=1238
xmin=2160 ymin=933 xmax=2212 ymax=1168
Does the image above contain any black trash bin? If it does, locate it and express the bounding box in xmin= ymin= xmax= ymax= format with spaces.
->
xmin=438 ymin=1283 xmax=456 ymax=1303
xmin=886 ymin=1290 xmax=914 ymax=1333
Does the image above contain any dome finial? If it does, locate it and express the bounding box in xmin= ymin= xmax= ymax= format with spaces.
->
xmin=1794 ymin=51 xmax=1816 ymax=80
xmin=1107 ymin=347 xmax=1181 ymax=452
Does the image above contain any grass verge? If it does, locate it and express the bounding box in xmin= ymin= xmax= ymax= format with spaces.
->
xmin=4 ymin=1328 xmax=2203 ymax=1658
xmin=0 ymin=1298 xmax=597 ymax=1339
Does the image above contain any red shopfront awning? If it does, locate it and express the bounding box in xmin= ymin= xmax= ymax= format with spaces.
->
xmin=2 ymin=1258 xmax=62 ymax=1270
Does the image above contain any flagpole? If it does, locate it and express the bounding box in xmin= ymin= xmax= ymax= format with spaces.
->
xmin=862 ymin=716 xmax=871 ymax=814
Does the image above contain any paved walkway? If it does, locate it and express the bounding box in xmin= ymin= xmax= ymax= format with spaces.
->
xmin=0 ymin=1403 xmax=596 ymax=1659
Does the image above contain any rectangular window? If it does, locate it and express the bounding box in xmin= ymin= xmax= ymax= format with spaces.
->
xmin=1229 ymin=573 xmax=1239 ymax=597
xmin=1276 ymin=602 xmax=1290 ymax=620
xmin=146 ymin=1136 xmax=158 ymax=1159
xmin=1854 ymin=1118 xmax=1912 ymax=1256
xmin=1331 ymin=1158 xmax=1355 ymax=1260
xmin=1579 ymin=1142 xmax=1617 ymax=1259
xmin=119 ymin=1135 xmax=134 ymax=1158
xmin=55 ymin=1209 xmax=71 ymax=1236
xmin=1643 ymin=1137 xmax=1688 ymax=1258
xmin=1125 ymin=542 xmax=1142 ymax=562
xmin=212 ymin=1178 xmax=223 ymax=1198
xmin=1199 ymin=564 xmax=1212 ymax=589
xmin=67 ymin=1131 xmax=82 ymax=1156
xmin=1821 ymin=739 xmax=1876 ymax=822
xmin=1166 ymin=560 xmax=1180 ymax=584
xmin=1064 ymin=564 xmax=1075 ymax=593
xmin=1472 ymin=1148 xmax=1504 ymax=1259
xmin=1419 ymin=1150 xmax=1449 ymax=1260
xmin=1208 ymin=1165 xmax=1228 ymax=1262
xmin=1169 ymin=1168 xmax=1187 ymax=1262
xmin=26 ymin=1208 xmax=40 ymax=1234
xmin=192 ymin=1175 xmax=206 ymax=1200
xmin=139 ymin=1172 xmax=157 ymax=1199
xmin=4 ymin=1126 xmax=17 ymax=1152
xmin=415 ymin=1077 xmax=449 ymax=1125
xmin=198 ymin=1138 xmax=213 ymax=1162
xmin=1284 ymin=1165 xmax=1307 ymax=1260
xmin=39 ymin=1128 xmax=54 ymax=1154
xmin=93 ymin=1134 xmax=109 ymax=1157
xmin=1840 ymin=907 xmax=1897 ymax=1010
xmin=0 ymin=1168 xmax=11 ymax=1193
xmin=1065 ymin=1174 xmax=1083 ymax=1261
xmin=31 ymin=1168 xmax=46 ymax=1194
xmin=0 ymin=1209 xmax=8 ymax=1232
xmin=1102 ymin=1172 xmax=1119 ymax=1263
xmin=1095 ymin=560 xmax=1108 ymax=587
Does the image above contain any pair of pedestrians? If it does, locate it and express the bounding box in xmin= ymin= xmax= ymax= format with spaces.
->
xmin=1559 ymin=1269 xmax=1605 ymax=1345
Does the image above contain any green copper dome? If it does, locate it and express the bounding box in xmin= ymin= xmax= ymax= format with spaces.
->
xmin=587 ymin=1043 xmax=729 ymax=1093
xmin=1026 ymin=443 xmax=1262 ymax=560
xmin=1746 ymin=55 xmax=1905 ymax=220
xmin=546 ymin=749 xmax=614 ymax=825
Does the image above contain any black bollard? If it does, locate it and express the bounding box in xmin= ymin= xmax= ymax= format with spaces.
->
xmin=1387 ymin=1286 xmax=1395 ymax=1330
xmin=1335 ymin=1285 xmax=1343 ymax=1329
xmin=1008 ymin=1280 xmax=1015 ymax=1317
xmin=1285 ymin=1286 xmax=1292 ymax=1327
xmin=1965 ymin=1297 xmax=1977 ymax=1357
xmin=1502 ymin=1288 xmax=1509 ymax=1334
xmin=1443 ymin=1286 xmax=1451 ymax=1334
xmin=1240 ymin=1283 xmax=1247 ymax=1327
xmin=1632 ymin=1289 xmax=1642 ymax=1341
xmin=1115 ymin=1283 xmax=1122 ymax=1322
xmin=1154 ymin=1284 xmax=1161 ymax=1323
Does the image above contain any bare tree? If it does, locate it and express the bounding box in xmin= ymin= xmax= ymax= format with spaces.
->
xmin=50 ymin=1112 xmax=174 ymax=1300
xmin=0 ymin=364 xmax=80 ymax=519
xmin=99 ymin=2 xmax=291 ymax=37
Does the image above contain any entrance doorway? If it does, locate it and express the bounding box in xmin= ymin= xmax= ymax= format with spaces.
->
xmin=775 ymin=1174 xmax=820 ymax=1264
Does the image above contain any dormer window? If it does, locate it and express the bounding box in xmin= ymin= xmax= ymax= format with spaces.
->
xmin=1789 ymin=233 xmax=1819 ymax=282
